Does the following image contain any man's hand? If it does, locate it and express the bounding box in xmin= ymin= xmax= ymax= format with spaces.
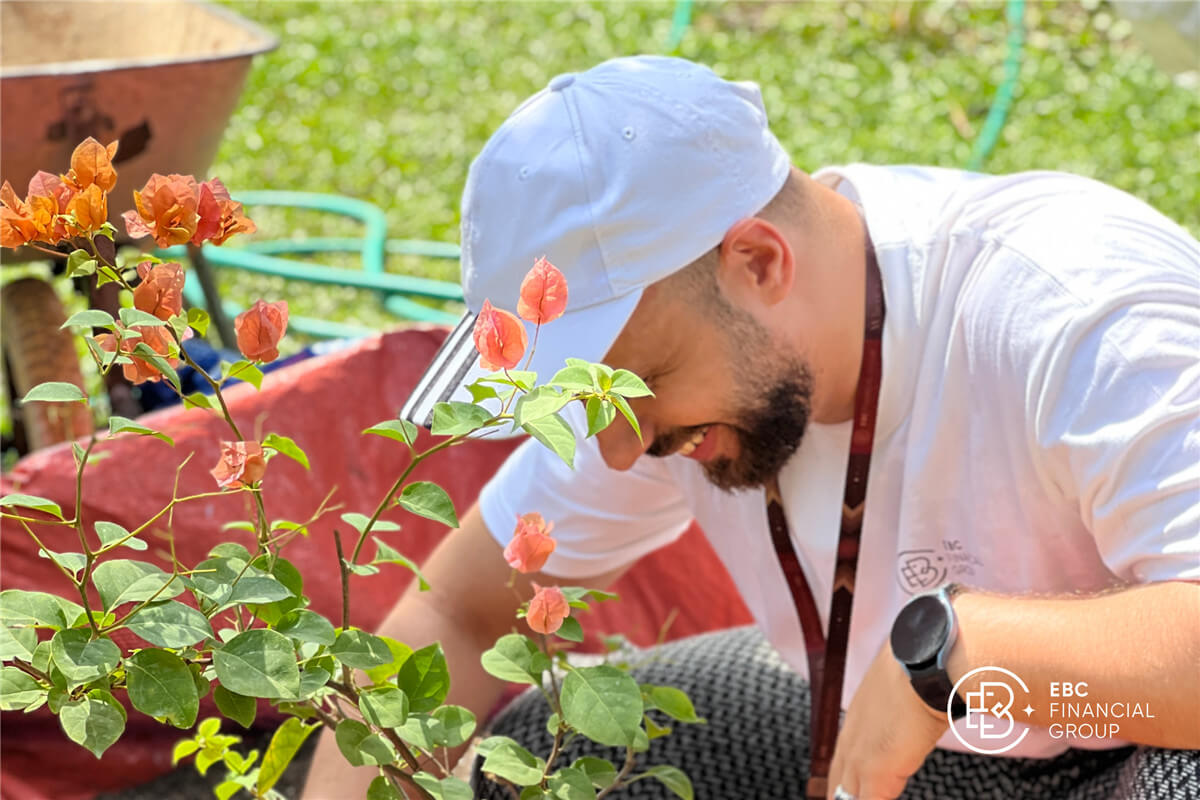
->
xmin=826 ymin=640 xmax=948 ymax=800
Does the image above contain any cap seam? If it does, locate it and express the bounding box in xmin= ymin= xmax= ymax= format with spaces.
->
xmin=558 ymin=85 xmax=615 ymax=298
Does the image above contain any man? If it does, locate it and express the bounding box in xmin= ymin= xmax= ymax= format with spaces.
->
xmin=304 ymin=56 xmax=1199 ymax=799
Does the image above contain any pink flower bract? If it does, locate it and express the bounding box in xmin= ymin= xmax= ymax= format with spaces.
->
xmin=503 ymin=512 xmax=556 ymax=573
xmin=473 ymin=299 xmax=527 ymax=371
xmin=517 ymin=256 xmax=568 ymax=325
xmin=526 ymin=584 xmax=569 ymax=635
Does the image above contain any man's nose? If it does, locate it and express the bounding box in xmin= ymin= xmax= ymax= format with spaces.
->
xmin=594 ymin=409 xmax=653 ymax=472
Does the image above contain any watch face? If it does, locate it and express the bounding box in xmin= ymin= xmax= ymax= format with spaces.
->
xmin=890 ymin=594 xmax=950 ymax=668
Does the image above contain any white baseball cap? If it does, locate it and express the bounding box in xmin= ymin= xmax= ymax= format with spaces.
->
xmin=401 ymin=55 xmax=791 ymax=429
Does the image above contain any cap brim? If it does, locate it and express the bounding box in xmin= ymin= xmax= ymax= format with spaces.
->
xmin=400 ymin=289 xmax=644 ymax=437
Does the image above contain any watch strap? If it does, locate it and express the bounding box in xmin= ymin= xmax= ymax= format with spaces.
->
xmin=911 ymin=665 xmax=967 ymax=720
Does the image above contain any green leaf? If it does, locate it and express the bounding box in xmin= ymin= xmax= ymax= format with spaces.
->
xmin=182 ymin=392 xmax=213 ymax=410
xmin=131 ymin=342 xmax=181 ymax=390
xmin=371 ymin=537 xmax=429 ymax=590
xmin=642 ymin=685 xmax=704 ymax=723
xmin=37 ymin=547 xmax=86 ymax=577
xmin=345 ymin=562 xmax=379 ymax=576
xmin=118 ymin=307 xmax=169 ymax=328
xmin=397 ymin=642 xmax=450 ymax=713
xmin=513 ymin=386 xmax=572 ymax=427
xmin=560 ymin=665 xmax=643 ymax=748
xmin=584 ymin=397 xmax=616 ymax=438
xmin=560 ymin=587 xmax=619 ymax=606
xmin=187 ymin=307 xmax=211 ymax=337
xmin=363 ymin=636 xmax=413 ymax=685
xmin=107 ymin=415 xmax=174 ymax=446
xmin=66 ymin=249 xmax=98 ymax=277
xmin=92 ymin=559 xmax=183 ymax=610
xmin=247 ymin=556 xmax=304 ymax=625
xmin=634 ymin=766 xmax=694 ymax=800
xmin=0 ymin=590 xmax=83 ymax=629
xmin=257 ymin=717 xmax=317 ymax=795
xmin=225 ymin=359 xmax=264 ymax=390
xmin=96 ymin=221 xmax=118 ymax=240
xmin=340 ymin=512 xmax=400 ymax=534
xmin=479 ymin=737 xmax=546 ymax=785
xmin=610 ymin=395 xmax=642 ymax=441
xmin=397 ymin=482 xmax=458 ymax=528
xmin=608 ymin=369 xmax=653 ymax=398
xmin=220 ymin=576 xmax=293 ymax=608
xmin=0 ymin=667 xmax=45 ymax=710
xmin=0 ymin=625 xmax=36 ymax=662
xmin=213 ymin=685 xmax=257 ymax=729
xmin=478 ymin=369 xmax=537 ymax=391
xmin=430 ymin=401 xmax=494 ymax=436
xmin=59 ymin=692 xmax=125 ymax=758
xmin=432 ymin=705 xmax=476 ymax=748
xmin=555 ymin=616 xmax=584 ymax=643
xmin=358 ymin=686 xmax=409 ymax=728
xmin=465 ymin=381 xmax=500 ymax=403
xmin=172 ymin=739 xmax=201 ymax=765
xmin=392 ymin=712 xmax=443 ymax=752
xmin=334 ymin=719 xmax=391 ymax=767
xmin=274 ymin=609 xmax=336 ymax=646
xmin=95 ymin=520 xmax=148 ymax=552
xmin=572 ymin=757 xmax=618 ymax=790
xmin=125 ymin=600 xmax=212 ymax=648
xmin=548 ymin=766 xmax=597 ymax=799
xmin=49 ymin=629 xmax=120 ymax=689
xmin=521 ymin=412 xmax=576 ymax=468
xmin=480 ymin=634 xmax=551 ymax=686
xmin=413 ymin=773 xmax=474 ymax=800
xmin=368 ymin=775 xmax=405 ymax=800
xmin=21 ymin=382 xmax=86 ymax=404
xmin=548 ymin=365 xmax=596 ymax=393
xmin=212 ymin=629 xmax=300 ymax=699
xmin=644 ymin=713 xmax=671 ymax=740
xmin=362 ymin=418 xmax=419 ymax=447
xmin=262 ymin=433 xmax=310 ymax=469
xmin=61 ymin=309 xmax=115 ymax=330
xmin=168 ymin=313 xmax=190 ymax=343
xmin=1 ymin=493 xmax=65 ymax=519
xmin=125 ymin=648 xmax=199 ymax=728
xmin=330 ymin=629 xmax=392 ymax=669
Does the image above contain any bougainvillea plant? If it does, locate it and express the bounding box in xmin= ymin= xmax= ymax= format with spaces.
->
xmin=0 ymin=138 xmax=702 ymax=800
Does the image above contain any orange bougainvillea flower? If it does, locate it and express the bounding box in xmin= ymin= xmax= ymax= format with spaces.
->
xmin=122 ymin=173 xmax=200 ymax=247
xmin=95 ymin=325 xmax=182 ymax=385
xmin=25 ymin=171 xmax=76 ymax=243
xmin=132 ymin=261 xmax=185 ymax=321
xmin=66 ymin=183 xmax=107 ymax=234
xmin=63 ymin=137 xmax=119 ymax=193
xmin=517 ymin=256 xmax=568 ymax=325
xmin=210 ymin=441 xmax=268 ymax=489
xmin=526 ymin=584 xmax=569 ymax=635
xmin=503 ymin=512 xmax=556 ymax=573
xmin=234 ymin=299 xmax=289 ymax=362
xmin=0 ymin=181 xmax=38 ymax=249
xmin=473 ymin=299 xmax=528 ymax=371
xmin=193 ymin=178 xmax=256 ymax=246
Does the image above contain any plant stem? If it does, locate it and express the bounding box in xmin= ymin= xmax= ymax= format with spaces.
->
xmin=68 ymin=438 xmax=101 ymax=637
xmin=348 ymin=432 xmax=470 ymax=565
xmin=308 ymin=705 xmax=436 ymax=800
xmin=333 ymin=529 xmax=353 ymax=688
xmin=595 ymin=746 xmax=638 ymax=800
xmin=9 ymin=658 xmax=53 ymax=684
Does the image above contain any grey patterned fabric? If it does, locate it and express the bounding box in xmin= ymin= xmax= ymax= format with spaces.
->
xmin=474 ymin=627 xmax=1200 ymax=799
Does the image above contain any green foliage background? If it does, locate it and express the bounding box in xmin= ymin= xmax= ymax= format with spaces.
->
xmin=206 ymin=0 xmax=1198 ymax=329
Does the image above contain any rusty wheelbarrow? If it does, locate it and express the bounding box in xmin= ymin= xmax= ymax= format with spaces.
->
xmin=0 ymin=0 xmax=276 ymax=453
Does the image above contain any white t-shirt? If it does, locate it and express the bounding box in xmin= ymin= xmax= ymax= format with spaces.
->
xmin=479 ymin=165 xmax=1200 ymax=758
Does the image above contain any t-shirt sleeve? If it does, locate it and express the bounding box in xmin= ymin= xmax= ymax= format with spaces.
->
xmin=1033 ymin=292 xmax=1200 ymax=584
xmin=479 ymin=421 xmax=694 ymax=579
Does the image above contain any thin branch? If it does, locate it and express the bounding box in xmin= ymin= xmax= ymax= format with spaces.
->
xmin=333 ymin=529 xmax=353 ymax=689
xmin=9 ymin=658 xmax=53 ymax=684
xmin=309 ymin=705 xmax=435 ymax=800
xmin=595 ymin=746 xmax=638 ymax=799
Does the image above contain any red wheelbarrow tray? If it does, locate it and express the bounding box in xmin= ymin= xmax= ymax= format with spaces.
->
xmin=0 ymin=327 xmax=752 ymax=800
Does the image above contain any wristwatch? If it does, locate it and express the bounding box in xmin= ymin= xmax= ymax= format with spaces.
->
xmin=890 ymin=583 xmax=967 ymax=719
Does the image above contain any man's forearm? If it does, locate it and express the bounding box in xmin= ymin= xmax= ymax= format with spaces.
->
xmin=947 ymin=580 xmax=1200 ymax=748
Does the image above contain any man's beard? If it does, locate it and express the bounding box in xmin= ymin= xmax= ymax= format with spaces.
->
xmin=647 ymin=362 xmax=812 ymax=491
xmin=701 ymin=367 xmax=811 ymax=491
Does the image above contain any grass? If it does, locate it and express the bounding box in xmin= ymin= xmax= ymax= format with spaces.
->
xmin=203 ymin=0 xmax=1198 ymax=335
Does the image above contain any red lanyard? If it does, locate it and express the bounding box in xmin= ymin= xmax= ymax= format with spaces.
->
xmin=766 ymin=231 xmax=885 ymax=800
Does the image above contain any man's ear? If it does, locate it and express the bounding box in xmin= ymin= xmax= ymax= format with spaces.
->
xmin=716 ymin=217 xmax=795 ymax=308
